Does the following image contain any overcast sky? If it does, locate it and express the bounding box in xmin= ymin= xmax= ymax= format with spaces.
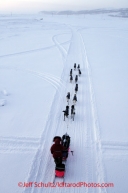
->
xmin=0 ymin=0 xmax=128 ymax=13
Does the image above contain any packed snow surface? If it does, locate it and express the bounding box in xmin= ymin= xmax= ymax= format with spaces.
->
xmin=0 ymin=13 xmax=128 ymax=193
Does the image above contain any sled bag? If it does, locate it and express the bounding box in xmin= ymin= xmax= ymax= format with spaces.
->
xmin=55 ymin=170 xmax=65 ymax=177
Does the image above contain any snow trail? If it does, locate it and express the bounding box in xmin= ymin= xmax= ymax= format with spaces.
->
xmin=22 ymin=25 xmax=107 ymax=193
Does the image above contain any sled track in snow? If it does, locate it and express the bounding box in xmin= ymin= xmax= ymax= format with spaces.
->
xmin=0 ymin=37 xmax=70 ymax=59
xmin=102 ymin=140 xmax=128 ymax=150
xmin=0 ymin=65 xmax=66 ymax=95
xmin=77 ymin=31 xmax=107 ymax=193
xmin=0 ymin=136 xmax=39 ymax=153
xmin=52 ymin=34 xmax=67 ymax=60
xmin=102 ymin=141 xmax=128 ymax=157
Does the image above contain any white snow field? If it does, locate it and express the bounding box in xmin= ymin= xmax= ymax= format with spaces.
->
xmin=0 ymin=13 xmax=128 ymax=193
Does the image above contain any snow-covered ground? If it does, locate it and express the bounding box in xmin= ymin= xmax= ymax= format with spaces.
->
xmin=0 ymin=13 xmax=128 ymax=193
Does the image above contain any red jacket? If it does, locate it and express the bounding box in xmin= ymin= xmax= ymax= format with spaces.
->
xmin=51 ymin=139 xmax=65 ymax=158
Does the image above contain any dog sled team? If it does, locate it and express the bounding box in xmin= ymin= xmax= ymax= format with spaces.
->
xmin=51 ymin=63 xmax=81 ymax=179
